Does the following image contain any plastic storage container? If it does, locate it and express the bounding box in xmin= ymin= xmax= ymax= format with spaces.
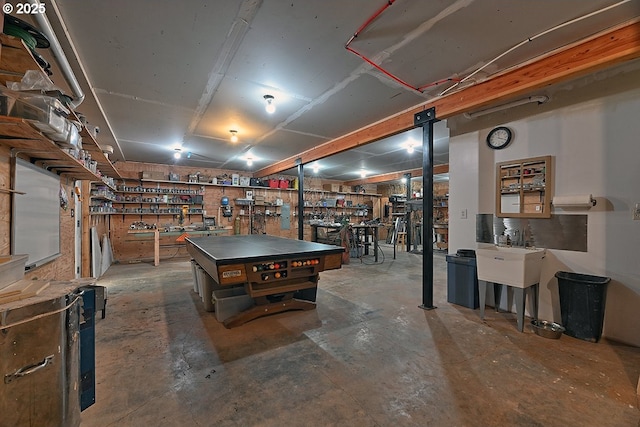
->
xmin=0 ymin=254 xmax=28 ymax=290
xmin=555 ymin=271 xmax=610 ymax=343
xmin=213 ymin=287 xmax=254 ymax=322
xmin=446 ymin=250 xmax=479 ymax=309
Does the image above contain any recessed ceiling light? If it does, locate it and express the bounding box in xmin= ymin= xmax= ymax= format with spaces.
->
xmin=401 ymin=177 xmax=407 ymax=183
xmin=312 ymin=164 xmax=320 ymax=173
xmin=360 ymin=170 xmax=367 ymax=178
xmin=264 ymin=94 xmax=275 ymax=114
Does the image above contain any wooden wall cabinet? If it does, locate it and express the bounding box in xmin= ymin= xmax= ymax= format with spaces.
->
xmin=496 ymin=155 xmax=553 ymax=218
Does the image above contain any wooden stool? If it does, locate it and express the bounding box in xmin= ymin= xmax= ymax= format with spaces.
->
xmin=396 ymin=232 xmax=406 ymax=251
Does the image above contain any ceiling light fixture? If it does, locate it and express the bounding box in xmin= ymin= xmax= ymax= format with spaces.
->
xmin=312 ymin=164 xmax=320 ymax=173
xmin=173 ymin=148 xmax=182 ymax=159
xmin=464 ymin=95 xmax=549 ymax=119
xmin=401 ymin=177 xmax=407 ymax=183
xmin=229 ymin=129 xmax=238 ymax=143
xmin=264 ymin=94 xmax=275 ymax=114
xmin=360 ymin=170 xmax=367 ymax=178
xmin=246 ymin=157 xmax=253 ymax=167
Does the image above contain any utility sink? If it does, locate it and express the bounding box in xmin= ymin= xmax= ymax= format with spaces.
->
xmin=476 ymin=246 xmax=546 ymax=288
xmin=475 ymin=246 xmax=546 ymax=332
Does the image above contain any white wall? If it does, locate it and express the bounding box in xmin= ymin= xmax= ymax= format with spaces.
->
xmin=448 ymin=131 xmax=481 ymax=252
xmin=449 ymin=87 xmax=640 ymax=346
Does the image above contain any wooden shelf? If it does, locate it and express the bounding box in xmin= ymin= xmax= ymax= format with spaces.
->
xmin=0 ymin=34 xmax=121 ymax=181
xmin=0 ymin=116 xmax=109 ymax=181
xmin=0 ymin=34 xmax=46 ymax=86
xmin=76 ymin=119 xmax=121 ymax=178
xmin=113 ymin=201 xmax=202 ymax=206
xmin=117 ymin=212 xmax=202 ymax=216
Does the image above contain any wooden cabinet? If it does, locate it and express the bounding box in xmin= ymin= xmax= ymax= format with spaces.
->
xmin=496 ymin=155 xmax=552 ymax=218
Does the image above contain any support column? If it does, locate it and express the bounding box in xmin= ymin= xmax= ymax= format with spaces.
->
xmin=405 ymin=173 xmax=412 ymax=252
xmin=297 ymin=160 xmax=304 ymax=240
xmin=415 ymin=108 xmax=437 ymax=310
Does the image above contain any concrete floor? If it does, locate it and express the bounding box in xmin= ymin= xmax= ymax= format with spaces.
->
xmin=82 ymin=245 xmax=640 ymax=427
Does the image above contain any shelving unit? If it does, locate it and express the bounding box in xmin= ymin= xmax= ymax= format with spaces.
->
xmin=301 ymin=189 xmax=380 ymax=223
xmin=496 ymin=155 xmax=552 ymax=218
xmin=92 ymin=178 xmax=205 ymax=217
xmin=0 ymin=34 xmax=121 ymax=183
xmin=0 ymin=117 xmax=120 ymax=182
xmin=433 ymin=194 xmax=449 ymax=251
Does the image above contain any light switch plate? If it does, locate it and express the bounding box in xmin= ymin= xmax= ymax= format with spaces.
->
xmin=633 ymin=203 xmax=640 ymax=221
xmin=461 ymin=209 xmax=467 ymax=219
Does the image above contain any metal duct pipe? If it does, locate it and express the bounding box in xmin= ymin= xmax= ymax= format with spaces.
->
xmin=464 ymin=95 xmax=549 ymax=119
xmin=28 ymin=0 xmax=85 ymax=108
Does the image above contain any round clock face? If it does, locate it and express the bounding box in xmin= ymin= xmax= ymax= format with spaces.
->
xmin=486 ymin=126 xmax=512 ymax=149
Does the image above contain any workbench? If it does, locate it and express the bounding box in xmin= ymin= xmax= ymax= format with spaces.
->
xmin=351 ymin=224 xmax=381 ymax=262
xmin=128 ymin=228 xmax=232 ymax=266
xmin=185 ymin=235 xmax=344 ymax=327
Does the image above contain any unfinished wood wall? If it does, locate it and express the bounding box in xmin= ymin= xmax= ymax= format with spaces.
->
xmin=0 ymin=146 xmax=75 ymax=280
xmin=0 ymin=145 xmax=10 ymax=255
xmin=111 ymin=161 xmax=303 ymax=262
xmin=110 ymin=161 xmax=380 ymax=262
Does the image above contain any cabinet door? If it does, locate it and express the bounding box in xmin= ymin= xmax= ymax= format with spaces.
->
xmin=496 ymin=155 xmax=552 ymax=218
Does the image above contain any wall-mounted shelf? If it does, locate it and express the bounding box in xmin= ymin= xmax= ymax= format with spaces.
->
xmin=0 ymin=117 xmax=112 ymax=181
xmin=0 ymin=34 xmax=121 ymax=182
xmin=496 ymin=155 xmax=553 ymax=218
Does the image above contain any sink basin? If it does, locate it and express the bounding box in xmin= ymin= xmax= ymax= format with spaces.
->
xmin=476 ymin=246 xmax=546 ymax=288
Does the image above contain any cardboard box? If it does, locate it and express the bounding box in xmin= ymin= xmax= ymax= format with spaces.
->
xmin=323 ymin=184 xmax=341 ymax=192
xmin=140 ymin=171 xmax=165 ymax=180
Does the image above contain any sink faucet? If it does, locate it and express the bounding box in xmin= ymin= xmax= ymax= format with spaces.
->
xmin=511 ymin=229 xmax=529 ymax=247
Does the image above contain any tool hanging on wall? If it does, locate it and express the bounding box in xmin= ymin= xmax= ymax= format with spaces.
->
xmin=221 ymin=196 xmax=233 ymax=219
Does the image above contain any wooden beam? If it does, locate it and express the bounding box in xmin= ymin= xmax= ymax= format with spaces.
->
xmin=254 ymin=21 xmax=640 ymax=177
xmin=344 ymin=164 xmax=449 ymax=186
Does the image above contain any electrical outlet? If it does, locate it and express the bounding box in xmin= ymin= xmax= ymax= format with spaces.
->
xmin=633 ymin=203 xmax=640 ymax=221
xmin=461 ymin=209 xmax=467 ymax=219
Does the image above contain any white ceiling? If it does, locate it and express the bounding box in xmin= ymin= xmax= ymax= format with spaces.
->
xmin=33 ymin=0 xmax=640 ymax=180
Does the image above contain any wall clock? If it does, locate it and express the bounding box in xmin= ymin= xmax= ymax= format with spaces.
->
xmin=486 ymin=126 xmax=513 ymax=150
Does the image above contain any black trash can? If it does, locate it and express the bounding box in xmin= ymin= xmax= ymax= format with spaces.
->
xmin=555 ymin=271 xmax=611 ymax=343
xmin=446 ymin=250 xmax=479 ymax=309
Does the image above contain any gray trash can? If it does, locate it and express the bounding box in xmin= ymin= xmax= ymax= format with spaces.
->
xmin=446 ymin=250 xmax=479 ymax=309
xmin=555 ymin=271 xmax=610 ymax=343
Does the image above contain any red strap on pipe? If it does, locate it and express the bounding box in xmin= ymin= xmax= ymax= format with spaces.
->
xmin=346 ymin=46 xmax=417 ymax=91
xmin=351 ymin=0 xmax=396 ymax=42
xmin=345 ymin=0 xmax=460 ymax=94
